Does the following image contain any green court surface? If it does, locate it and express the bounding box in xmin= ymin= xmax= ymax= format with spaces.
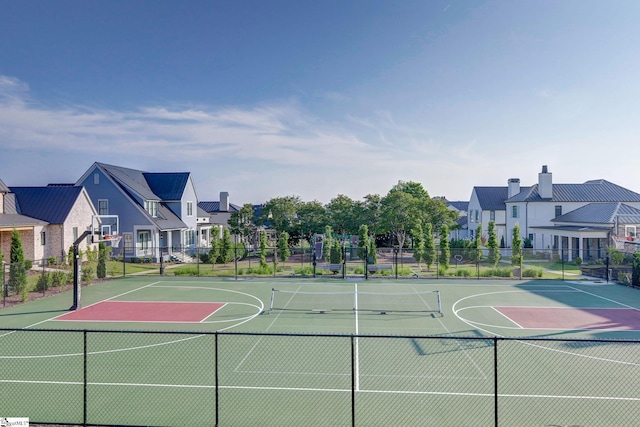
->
xmin=2 ymin=277 xmax=640 ymax=426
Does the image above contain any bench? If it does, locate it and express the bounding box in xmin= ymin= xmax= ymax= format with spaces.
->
xmin=317 ymin=263 xmax=343 ymax=274
xmin=367 ymin=264 xmax=394 ymax=274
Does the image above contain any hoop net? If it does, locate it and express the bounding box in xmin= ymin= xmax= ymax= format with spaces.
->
xmin=103 ymin=234 xmax=122 ymax=247
xmin=612 ymin=236 xmax=637 ymax=253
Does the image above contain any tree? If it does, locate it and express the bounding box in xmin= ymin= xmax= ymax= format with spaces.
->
xmin=219 ymin=228 xmax=233 ymax=264
xmin=259 ymin=230 xmax=268 ymax=269
xmin=487 ymin=221 xmax=501 ymax=266
xmin=368 ymin=238 xmax=377 ymax=264
xmin=357 ymin=225 xmax=370 ymax=261
xmin=260 ymin=196 xmax=302 ymax=240
xmin=209 ymin=228 xmax=220 ymax=264
xmin=9 ymin=228 xmax=27 ymax=298
xmin=380 ymin=189 xmax=420 ymax=252
xmin=323 ymin=225 xmax=333 ymax=261
xmin=296 ymin=200 xmax=328 ymax=244
xmin=326 ymin=194 xmax=359 ymax=235
xmin=330 ymin=240 xmax=343 ymax=265
xmin=511 ymin=224 xmax=522 ymax=266
xmin=413 ymin=224 xmax=424 ymax=263
xmin=97 ymin=242 xmax=107 ymax=279
xmin=472 ymin=223 xmax=483 ymax=264
xmin=228 ymin=203 xmax=257 ymax=246
xmin=438 ymin=224 xmax=450 ymax=270
xmin=423 ymin=223 xmax=436 ymax=270
xmin=277 ymin=231 xmax=291 ymax=262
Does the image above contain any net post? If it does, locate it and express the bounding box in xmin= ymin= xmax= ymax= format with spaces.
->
xmin=436 ymin=290 xmax=443 ymax=316
xmin=269 ymin=288 xmax=276 ymax=312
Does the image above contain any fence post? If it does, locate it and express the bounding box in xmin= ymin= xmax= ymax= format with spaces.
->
xmin=83 ymin=330 xmax=88 ymax=427
xmin=215 ymin=332 xmax=219 ymax=427
xmin=494 ymin=336 xmax=498 ymax=427
xmin=351 ymin=335 xmax=356 ymax=427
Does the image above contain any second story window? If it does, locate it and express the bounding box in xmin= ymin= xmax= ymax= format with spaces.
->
xmin=98 ymin=200 xmax=109 ymax=215
xmin=490 ymin=210 xmax=495 ymax=221
xmin=512 ymin=206 xmax=519 ymax=218
xmin=555 ymin=205 xmax=562 ymax=217
xmin=475 ymin=210 xmax=479 ymax=222
xmin=145 ymin=200 xmax=158 ymax=217
xmin=187 ymin=201 xmax=193 ymax=216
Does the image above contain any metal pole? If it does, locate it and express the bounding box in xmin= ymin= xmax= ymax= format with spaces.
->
xmin=494 ymin=336 xmax=498 ymax=427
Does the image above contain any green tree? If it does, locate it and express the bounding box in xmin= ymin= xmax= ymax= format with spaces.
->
xmin=473 ymin=223 xmax=483 ymax=263
xmin=413 ymin=224 xmax=424 ymax=263
xmin=259 ymin=230 xmax=268 ymax=269
xmin=423 ymin=223 xmax=436 ymax=270
xmin=97 ymin=242 xmax=107 ymax=279
xmin=487 ymin=221 xmax=501 ymax=266
xmin=296 ymin=200 xmax=328 ymax=244
xmin=9 ymin=228 xmax=27 ymax=298
xmin=330 ymin=240 xmax=343 ymax=265
xmin=357 ymin=225 xmax=370 ymax=261
xmin=209 ymin=228 xmax=220 ymax=264
xmin=368 ymin=238 xmax=377 ymax=264
xmin=511 ymin=224 xmax=522 ymax=266
xmin=323 ymin=225 xmax=333 ymax=261
xmin=277 ymin=231 xmax=291 ymax=262
xmin=380 ymin=189 xmax=420 ymax=252
xmin=219 ymin=227 xmax=233 ymax=264
xmin=326 ymin=194 xmax=360 ymax=235
xmin=228 ymin=203 xmax=256 ymax=245
xmin=261 ymin=196 xmax=302 ymax=240
xmin=438 ymin=224 xmax=450 ymax=270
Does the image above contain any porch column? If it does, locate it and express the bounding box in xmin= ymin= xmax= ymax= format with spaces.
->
xmin=567 ymin=237 xmax=573 ymax=262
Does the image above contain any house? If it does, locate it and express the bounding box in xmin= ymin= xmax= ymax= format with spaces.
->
xmin=0 ymin=180 xmax=98 ymax=264
xmin=505 ymin=166 xmax=640 ymax=261
xmin=76 ymin=162 xmax=214 ymax=262
xmin=468 ymin=165 xmax=640 ymax=261
xmin=446 ymin=200 xmax=469 ymax=240
xmin=198 ymin=191 xmax=241 ymax=238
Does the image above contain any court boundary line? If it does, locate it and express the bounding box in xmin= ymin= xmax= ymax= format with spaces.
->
xmin=3 ymin=378 xmax=640 ymax=402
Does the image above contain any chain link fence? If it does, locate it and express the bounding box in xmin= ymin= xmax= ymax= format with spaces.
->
xmin=2 ymin=329 xmax=639 ymax=426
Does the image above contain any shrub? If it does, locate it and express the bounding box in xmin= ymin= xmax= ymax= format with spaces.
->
xmin=47 ymin=256 xmax=57 ymax=266
xmin=51 ymin=271 xmax=68 ymax=287
xmin=619 ymin=272 xmax=632 ymax=286
xmin=481 ymin=268 xmax=513 ymax=278
xmin=574 ymin=257 xmax=582 ymax=266
xmin=81 ymin=265 xmax=95 ymax=283
xmin=456 ymin=269 xmax=471 ymax=277
xmin=522 ymin=267 xmax=543 ymax=278
xmin=35 ymin=273 xmax=51 ymax=292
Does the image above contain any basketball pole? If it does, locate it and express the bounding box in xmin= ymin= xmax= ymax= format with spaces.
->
xmin=70 ymin=230 xmax=92 ymax=311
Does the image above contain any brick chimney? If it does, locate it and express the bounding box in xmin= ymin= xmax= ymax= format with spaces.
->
xmin=538 ymin=165 xmax=553 ymax=199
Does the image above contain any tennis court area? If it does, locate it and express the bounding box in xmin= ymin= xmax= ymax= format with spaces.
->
xmin=2 ymin=276 xmax=640 ymax=426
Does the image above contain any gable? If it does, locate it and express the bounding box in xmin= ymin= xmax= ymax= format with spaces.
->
xmin=553 ymin=203 xmax=640 ymax=225
xmin=473 ymin=187 xmax=509 ymax=211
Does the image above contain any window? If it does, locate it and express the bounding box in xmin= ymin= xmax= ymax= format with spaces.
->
xmin=145 ymin=200 xmax=158 ymax=217
xmin=187 ymin=201 xmax=193 ymax=217
xmin=512 ymin=206 xmax=519 ymax=218
xmin=98 ymin=199 xmax=109 ymax=215
xmin=41 ymin=231 xmax=46 ymax=245
xmin=185 ymin=229 xmax=196 ymax=245
xmin=73 ymin=227 xmax=78 ymax=242
xmin=555 ymin=205 xmax=562 ymax=217
xmin=93 ymin=173 xmax=99 ymax=185
xmin=475 ymin=210 xmax=479 ymax=222
xmin=138 ymin=231 xmax=150 ymax=250
xmin=490 ymin=210 xmax=495 ymax=221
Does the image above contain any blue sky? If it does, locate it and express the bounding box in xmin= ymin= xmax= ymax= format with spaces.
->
xmin=1 ymin=0 xmax=639 ymax=205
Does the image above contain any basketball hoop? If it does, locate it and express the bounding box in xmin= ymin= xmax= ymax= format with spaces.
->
xmin=103 ymin=234 xmax=122 ymax=247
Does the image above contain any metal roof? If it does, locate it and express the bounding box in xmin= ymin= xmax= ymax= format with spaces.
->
xmin=144 ymin=173 xmax=190 ymax=201
xmin=198 ymin=201 xmax=240 ymax=213
xmin=553 ymin=202 xmax=640 ymax=225
xmin=473 ymin=187 xmax=510 ymax=211
xmin=507 ymin=180 xmax=640 ymax=203
xmin=448 ymin=201 xmax=469 ymax=211
xmin=0 ymin=178 xmax=9 ymax=193
xmin=0 ymin=213 xmax=47 ymax=228
xmin=9 ymin=186 xmax=85 ymax=224
xmin=97 ymin=163 xmax=157 ymax=200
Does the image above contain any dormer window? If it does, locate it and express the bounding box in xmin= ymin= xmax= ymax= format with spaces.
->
xmin=145 ymin=200 xmax=159 ymax=217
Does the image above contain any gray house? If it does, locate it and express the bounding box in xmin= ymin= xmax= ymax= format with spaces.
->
xmin=76 ymin=162 xmax=213 ymax=261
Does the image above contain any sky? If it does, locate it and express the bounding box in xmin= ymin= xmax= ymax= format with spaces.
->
xmin=1 ymin=0 xmax=640 ymax=206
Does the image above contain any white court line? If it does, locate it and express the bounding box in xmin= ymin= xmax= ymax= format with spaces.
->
xmin=491 ymin=306 xmax=523 ymax=328
xmin=2 ymin=378 xmax=639 ymax=402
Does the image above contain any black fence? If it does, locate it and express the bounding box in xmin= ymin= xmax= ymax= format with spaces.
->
xmin=3 ymin=246 xmax=639 ymax=308
xmin=1 ymin=328 xmax=639 ymax=426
